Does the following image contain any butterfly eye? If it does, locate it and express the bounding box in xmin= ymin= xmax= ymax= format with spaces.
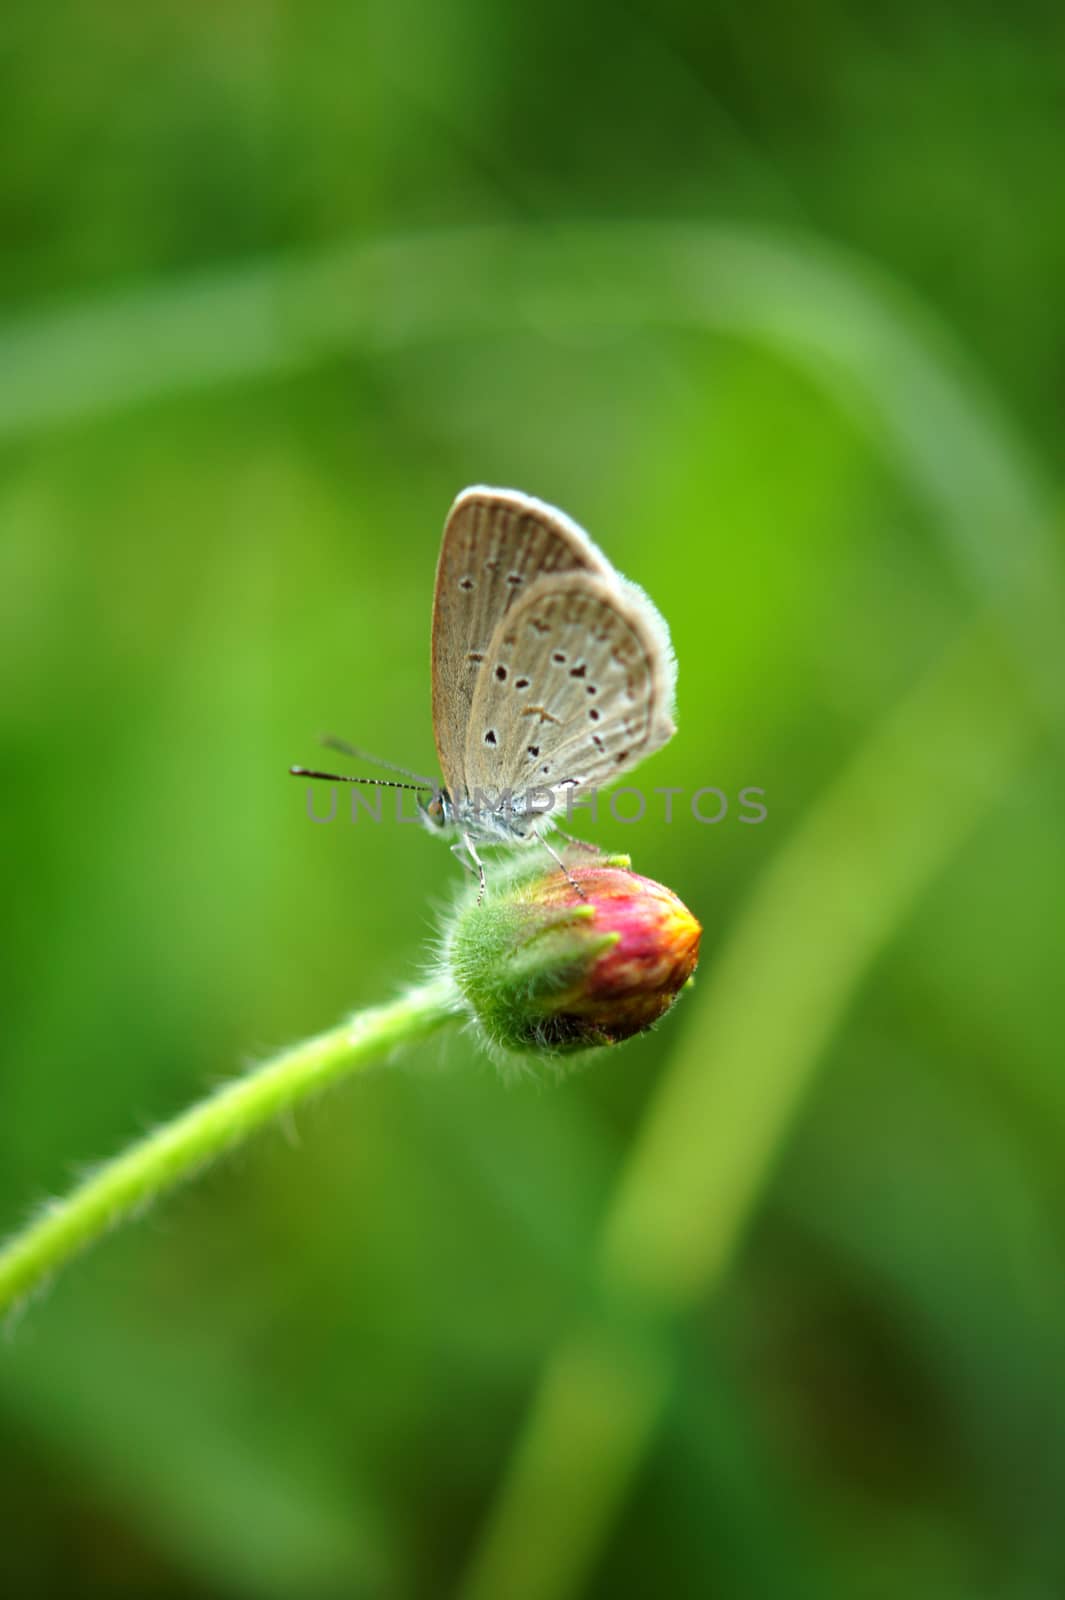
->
xmin=424 ymin=796 xmax=446 ymax=826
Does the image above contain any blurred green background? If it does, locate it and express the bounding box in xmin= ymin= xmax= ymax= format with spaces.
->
xmin=2 ymin=2 xmax=1063 ymax=1596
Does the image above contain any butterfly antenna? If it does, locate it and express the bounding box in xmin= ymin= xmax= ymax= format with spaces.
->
xmin=290 ymin=767 xmax=432 ymax=793
xmin=318 ymin=735 xmax=435 ymax=788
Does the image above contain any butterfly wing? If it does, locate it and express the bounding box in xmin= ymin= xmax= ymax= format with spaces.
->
xmin=463 ymin=570 xmax=676 ymax=808
xmin=431 ymin=488 xmax=610 ymax=795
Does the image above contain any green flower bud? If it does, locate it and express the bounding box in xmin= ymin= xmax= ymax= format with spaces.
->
xmin=446 ymin=855 xmax=702 ymax=1057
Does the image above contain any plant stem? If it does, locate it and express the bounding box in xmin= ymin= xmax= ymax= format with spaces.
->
xmin=0 ymin=977 xmax=460 ymax=1316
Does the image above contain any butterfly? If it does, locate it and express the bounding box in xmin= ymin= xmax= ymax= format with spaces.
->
xmin=293 ymin=487 xmax=677 ymax=898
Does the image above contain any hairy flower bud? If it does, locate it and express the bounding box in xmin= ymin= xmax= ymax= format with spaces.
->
xmin=446 ymin=856 xmax=701 ymax=1057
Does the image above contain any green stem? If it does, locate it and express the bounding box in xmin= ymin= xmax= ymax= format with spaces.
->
xmin=0 ymin=977 xmax=460 ymax=1316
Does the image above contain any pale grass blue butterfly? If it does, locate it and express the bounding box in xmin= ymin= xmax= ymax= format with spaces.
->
xmin=293 ymin=487 xmax=677 ymax=897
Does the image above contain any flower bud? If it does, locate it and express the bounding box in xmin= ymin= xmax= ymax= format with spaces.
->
xmin=446 ymin=856 xmax=701 ymax=1057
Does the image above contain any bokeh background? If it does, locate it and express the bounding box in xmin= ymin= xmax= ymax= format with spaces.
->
xmin=2 ymin=3 xmax=1063 ymax=1596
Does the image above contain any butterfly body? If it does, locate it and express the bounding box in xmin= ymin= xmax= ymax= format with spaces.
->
xmin=419 ymin=782 xmax=554 ymax=847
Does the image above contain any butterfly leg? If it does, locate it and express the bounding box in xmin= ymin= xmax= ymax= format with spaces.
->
xmin=551 ymin=823 xmax=601 ymax=856
xmin=535 ymin=831 xmax=587 ymax=899
xmin=450 ymin=841 xmax=479 ymax=878
xmin=461 ymin=832 xmax=488 ymax=904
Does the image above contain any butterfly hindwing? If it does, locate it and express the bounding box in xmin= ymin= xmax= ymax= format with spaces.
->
xmin=463 ymin=572 xmax=676 ymax=806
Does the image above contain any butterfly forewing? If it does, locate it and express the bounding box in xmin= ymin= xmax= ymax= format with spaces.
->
xmin=430 ymin=488 xmax=609 ymax=795
xmin=464 ymin=573 xmax=676 ymax=804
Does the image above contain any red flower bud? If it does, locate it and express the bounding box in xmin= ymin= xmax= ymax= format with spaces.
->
xmin=531 ymin=865 xmax=701 ymax=1042
xmin=447 ymin=856 xmax=701 ymax=1057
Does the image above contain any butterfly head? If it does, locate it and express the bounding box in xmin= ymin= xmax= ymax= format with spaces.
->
xmin=419 ymin=789 xmax=452 ymax=831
